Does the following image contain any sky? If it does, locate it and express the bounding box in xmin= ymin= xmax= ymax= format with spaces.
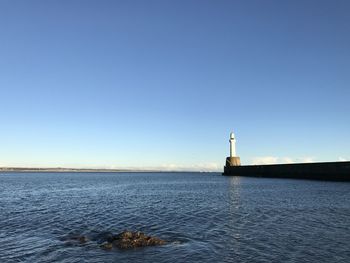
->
xmin=0 ymin=0 xmax=349 ymax=171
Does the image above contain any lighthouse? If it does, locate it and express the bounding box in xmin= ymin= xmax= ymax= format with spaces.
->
xmin=229 ymin=132 xmax=236 ymax=157
xmin=225 ymin=131 xmax=241 ymax=167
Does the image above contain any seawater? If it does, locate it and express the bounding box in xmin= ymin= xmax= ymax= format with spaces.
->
xmin=0 ymin=172 xmax=349 ymax=263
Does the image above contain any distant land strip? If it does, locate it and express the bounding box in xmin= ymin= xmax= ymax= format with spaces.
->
xmin=0 ymin=167 xmax=165 ymax=173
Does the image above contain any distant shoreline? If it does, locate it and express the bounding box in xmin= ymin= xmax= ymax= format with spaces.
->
xmin=0 ymin=167 xmax=210 ymax=173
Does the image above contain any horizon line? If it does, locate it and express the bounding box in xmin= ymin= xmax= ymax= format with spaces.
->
xmin=0 ymin=166 xmax=221 ymax=173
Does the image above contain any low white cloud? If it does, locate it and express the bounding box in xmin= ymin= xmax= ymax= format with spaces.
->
xmin=158 ymin=162 xmax=221 ymax=172
xmin=300 ymin=157 xmax=314 ymax=163
xmin=338 ymin=157 xmax=349 ymax=162
xmin=108 ymin=162 xmax=221 ymax=172
xmin=251 ymin=156 xmax=278 ymax=165
xmin=251 ymin=156 xmax=315 ymax=165
xmin=280 ymin=157 xmax=294 ymax=164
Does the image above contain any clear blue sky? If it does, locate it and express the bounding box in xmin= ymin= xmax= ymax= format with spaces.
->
xmin=1 ymin=0 xmax=349 ymax=170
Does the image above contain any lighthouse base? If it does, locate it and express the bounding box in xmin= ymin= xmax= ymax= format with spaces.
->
xmin=225 ymin=157 xmax=241 ymax=167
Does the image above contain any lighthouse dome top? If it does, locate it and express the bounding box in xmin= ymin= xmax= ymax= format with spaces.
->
xmin=230 ymin=132 xmax=235 ymax=139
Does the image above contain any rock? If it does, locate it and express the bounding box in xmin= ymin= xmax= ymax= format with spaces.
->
xmin=65 ymin=230 xmax=166 ymax=250
xmin=111 ymin=231 xmax=166 ymax=249
xmin=100 ymin=242 xmax=113 ymax=250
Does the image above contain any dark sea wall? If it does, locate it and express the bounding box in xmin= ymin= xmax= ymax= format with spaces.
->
xmin=223 ymin=161 xmax=350 ymax=181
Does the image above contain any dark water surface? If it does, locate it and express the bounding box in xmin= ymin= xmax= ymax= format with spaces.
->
xmin=0 ymin=172 xmax=349 ymax=263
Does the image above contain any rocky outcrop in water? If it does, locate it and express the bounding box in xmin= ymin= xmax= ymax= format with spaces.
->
xmin=101 ymin=231 xmax=166 ymax=249
xmin=64 ymin=230 xmax=166 ymax=250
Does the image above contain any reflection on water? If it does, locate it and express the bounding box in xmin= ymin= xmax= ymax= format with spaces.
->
xmin=229 ymin=176 xmax=242 ymax=208
xmin=0 ymin=172 xmax=349 ymax=263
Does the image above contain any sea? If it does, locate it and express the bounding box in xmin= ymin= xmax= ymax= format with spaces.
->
xmin=0 ymin=172 xmax=349 ymax=263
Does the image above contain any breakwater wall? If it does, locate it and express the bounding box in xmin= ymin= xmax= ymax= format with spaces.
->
xmin=223 ymin=161 xmax=350 ymax=181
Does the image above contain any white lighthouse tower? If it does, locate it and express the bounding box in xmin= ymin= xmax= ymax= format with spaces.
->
xmin=229 ymin=132 xmax=236 ymax=157
xmin=225 ymin=131 xmax=241 ymax=167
